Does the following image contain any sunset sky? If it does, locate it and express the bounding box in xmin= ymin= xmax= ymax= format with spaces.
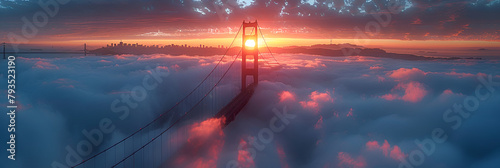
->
xmin=3 ymin=1 xmax=500 ymax=168
xmin=1 ymin=0 xmax=500 ymax=49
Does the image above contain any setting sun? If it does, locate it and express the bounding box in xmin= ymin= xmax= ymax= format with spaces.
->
xmin=245 ymin=39 xmax=256 ymax=48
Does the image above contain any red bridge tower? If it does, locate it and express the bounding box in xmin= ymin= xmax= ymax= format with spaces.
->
xmin=241 ymin=20 xmax=258 ymax=91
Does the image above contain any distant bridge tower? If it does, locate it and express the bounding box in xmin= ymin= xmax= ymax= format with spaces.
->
xmin=84 ymin=43 xmax=87 ymax=56
xmin=241 ymin=20 xmax=258 ymax=91
xmin=2 ymin=42 xmax=5 ymax=59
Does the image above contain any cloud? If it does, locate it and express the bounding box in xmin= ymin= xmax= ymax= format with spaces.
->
xmin=398 ymin=82 xmax=428 ymax=103
xmin=380 ymin=81 xmax=428 ymax=103
xmin=237 ymin=139 xmax=255 ymax=168
xmin=443 ymin=71 xmax=487 ymax=78
xmin=172 ymin=117 xmax=226 ymax=168
xmin=187 ymin=117 xmax=225 ymax=143
xmin=380 ymin=93 xmax=398 ymax=101
xmin=443 ymin=89 xmax=454 ymax=95
xmin=33 ymin=61 xmax=59 ymax=69
xmin=365 ymin=140 xmax=407 ymax=160
xmin=279 ymin=91 xmax=296 ymax=102
xmin=389 ymin=146 xmax=405 ymax=161
xmin=369 ymin=66 xmax=384 ymax=70
xmin=337 ymin=152 xmax=367 ymax=168
xmin=387 ymin=68 xmax=427 ymax=81
xmin=98 ymin=59 xmax=111 ymax=63
xmin=346 ymin=108 xmax=354 ymax=117
xmin=300 ymin=90 xmax=334 ymax=111
xmin=314 ymin=116 xmax=323 ymax=129
xmin=277 ymin=145 xmax=290 ymax=168
xmin=377 ymin=75 xmax=386 ymax=82
xmin=4 ymin=53 xmax=500 ymax=168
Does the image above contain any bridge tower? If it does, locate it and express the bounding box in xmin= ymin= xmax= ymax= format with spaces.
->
xmin=3 ymin=42 xmax=5 ymax=59
xmin=241 ymin=20 xmax=258 ymax=91
xmin=84 ymin=43 xmax=87 ymax=56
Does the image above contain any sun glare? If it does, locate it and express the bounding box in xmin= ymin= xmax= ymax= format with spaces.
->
xmin=245 ymin=39 xmax=256 ymax=48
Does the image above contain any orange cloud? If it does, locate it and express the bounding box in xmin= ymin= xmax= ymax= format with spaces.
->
xmin=188 ymin=117 xmax=225 ymax=143
xmin=113 ymin=55 xmax=128 ymax=59
xmin=387 ymin=68 xmax=427 ymax=81
xmin=33 ymin=61 xmax=59 ymax=70
xmin=366 ymin=140 xmax=407 ymax=161
xmin=380 ymin=82 xmax=427 ymax=103
xmin=442 ymin=71 xmax=487 ymax=78
xmin=366 ymin=141 xmax=380 ymax=150
xmin=281 ymin=58 xmax=326 ymax=69
xmin=98 ymin=59 xmax=111 ymax=63
xmin=337 ymin=152 xmax=366 ymax=168
xmin=300 ymin=90 xmax=334 ymax=111
xmin=443 ymin=89 xmax=454 ymax=95
xmin=399 ymin=82 xmax=428 ymax=103
xmin=172 ymin=117 xmax=226 ymax=168
xmin=380 ymin=140 xmax=391 ymax=156
xmin=279 ymin=91 xmax=296 ymax=102
xmin=237 ymin=139 xmax=255 ymax=168
xmin=346 ymin=108 xmax=353 ymax=117
xmin=369 ymin=66 xmax=384 ymax=70
xmin=310 ymin=91 xmax=334 ymax=102
xmin=277 ymin=145 xmax=290 ymax=168
xmin=440 ymin=89 xmax=463 ymax=99
xmin=444 ymin=71 xmax=475 ymax=78
xmin=300 ymin=101 xmax=320 ymax=110
xmin=304 ymin=59 xmax=326 ymax=68
xmin=380 ymin=94 xmax=398 ymax=101
xmin=389 ymin=146 xmax=406 ymax=160
xmin=314 ymin=116 xmax=323 ymax=129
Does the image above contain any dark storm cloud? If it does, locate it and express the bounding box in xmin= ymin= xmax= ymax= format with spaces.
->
xmin=1 ymin=0 xmax=500 ymax=40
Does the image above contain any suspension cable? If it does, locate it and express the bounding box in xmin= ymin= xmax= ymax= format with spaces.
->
xmin=72 ymin=23 xmax=244 ymax=168
xmin=257 ymin=25 xmax=280 ymax=65
xmin=111 ymin=50 xmax=242 ymax=167
xmin=258 ymin=51 xmax=271 ymax=67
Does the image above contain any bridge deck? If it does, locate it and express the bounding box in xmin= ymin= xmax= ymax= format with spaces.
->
xmin=215 ymin=83 xmax=256 ymax=127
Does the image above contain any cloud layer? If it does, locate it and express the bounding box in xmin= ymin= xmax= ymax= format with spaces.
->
xmin=1 ymin=53 xmax=500 ymax=168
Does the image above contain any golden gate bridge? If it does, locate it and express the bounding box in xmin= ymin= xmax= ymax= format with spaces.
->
xmin=64 ymin=20 xmax=280 ymax=168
